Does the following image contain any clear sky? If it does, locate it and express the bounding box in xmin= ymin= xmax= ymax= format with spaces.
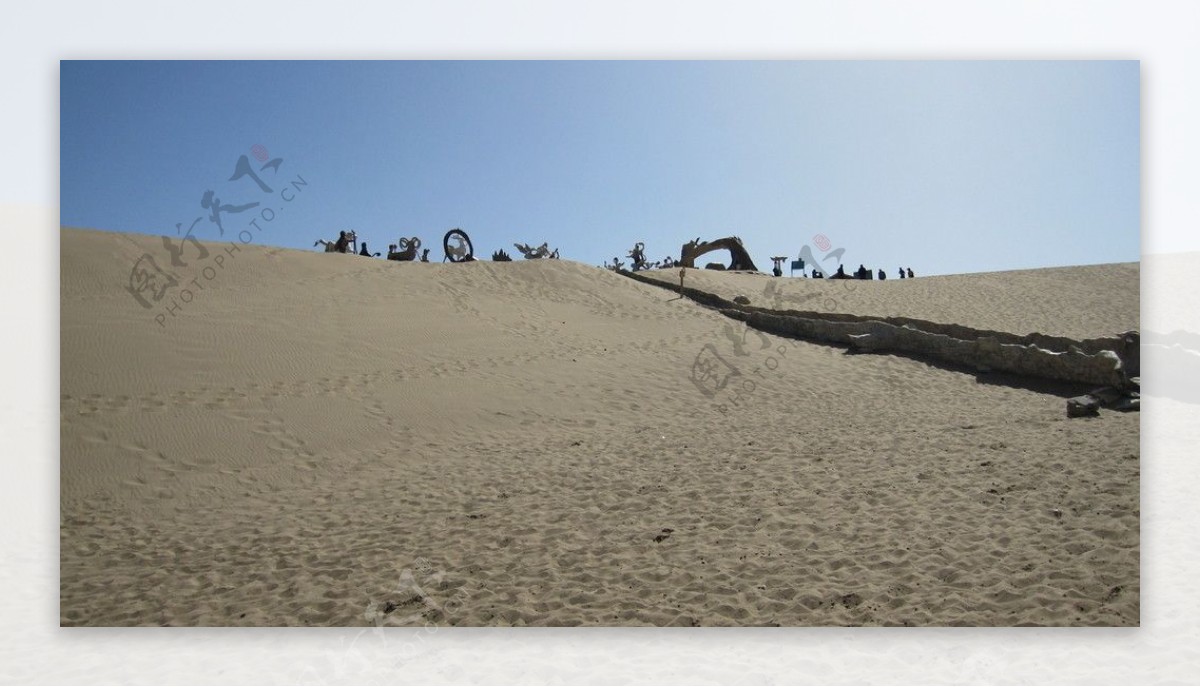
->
xmin=60 ymin=60 xmax=1139 ymax=276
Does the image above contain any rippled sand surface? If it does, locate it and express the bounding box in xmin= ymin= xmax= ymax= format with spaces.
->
xmin=60 ymin=228 xmax=1138 ymax=626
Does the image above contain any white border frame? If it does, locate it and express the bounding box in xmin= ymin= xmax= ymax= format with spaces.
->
xmin=5 ymin=1 xmax=1199 ymax=683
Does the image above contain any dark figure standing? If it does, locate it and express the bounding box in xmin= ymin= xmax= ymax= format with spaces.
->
xmin=898 ymin=267 xmax=905 ymax=279
xmin=878 ymin=268 xmax=886 ymax=280
xmin=907 ymin=267 xmax=915 ymax=278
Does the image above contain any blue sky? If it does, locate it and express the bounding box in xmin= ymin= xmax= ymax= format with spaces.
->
xmin=60 ymin=60 xmax=1139 ymax=276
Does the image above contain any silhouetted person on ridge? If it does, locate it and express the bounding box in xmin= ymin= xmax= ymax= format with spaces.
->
xmin=899 ymin=267 xmax=905 ymax=279
xmin=334 ymin=230 xmax=351 ymax=254
xmin=835 ymin=265 xmax=846 ymax=279
xmin=359 ymin=242 xmax=380 ymax=257
xmin=907 ymin=267 xmax=915 ymax=278
xmin=878 ymin=268 xmax=886 ymax=280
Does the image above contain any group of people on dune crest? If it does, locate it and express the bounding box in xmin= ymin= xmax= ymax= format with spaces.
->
xmin=810 ymin=264 xmax=915 ymax=280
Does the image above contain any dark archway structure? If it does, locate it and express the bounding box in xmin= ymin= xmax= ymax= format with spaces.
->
xmin=679 ymin=236 xmax=759 ymax=272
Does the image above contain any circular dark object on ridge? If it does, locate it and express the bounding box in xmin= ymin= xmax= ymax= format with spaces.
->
xmin=443 ymin=228 xmax=474 ymax=263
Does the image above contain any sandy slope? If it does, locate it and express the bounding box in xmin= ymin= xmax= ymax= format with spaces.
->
xmin=60 ymin=228 xmax=1139 ymax=626
xmin=636 ymin=262 xmax=1139 ymax=340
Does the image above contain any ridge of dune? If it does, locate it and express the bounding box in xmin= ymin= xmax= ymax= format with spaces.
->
xmin=621 ymin=269 xmax=1140 ymax=391
xmin=60 ymin=227 xmax=1139 ymax=627
xmin=635 ymin=261 xmax=1139 ymax=341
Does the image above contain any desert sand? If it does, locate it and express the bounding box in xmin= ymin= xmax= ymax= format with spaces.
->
xmin=60 ymin=228 xmax=1139 ymax=626
xmin=638 ymin=262 xmax=1140 ymax=341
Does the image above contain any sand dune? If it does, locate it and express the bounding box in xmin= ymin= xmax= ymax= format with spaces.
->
xmin=637 ymin=262 xmax=1139 ymax=340
xmin=60 ymin=228 xmax=1139 ymax=626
